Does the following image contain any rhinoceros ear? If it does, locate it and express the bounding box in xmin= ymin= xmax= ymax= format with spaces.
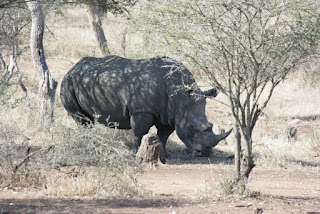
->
xmin=203 ymin=88 xmax=219 ymax=98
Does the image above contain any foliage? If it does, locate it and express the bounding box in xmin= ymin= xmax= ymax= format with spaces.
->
xmin=49 ymin=119 xmax=137 ymax=170
xmin=0 ymin=0 xmax=137 ymax=15
xmin=0 ymin=77 xmax=25 ymax=108
xmin=74 ymin=0 xmax=138 ymax=15
xmin=43 ymin=120 xmax=142 ymax=197
xmin=0 ymin=4 xmax=30 ymax=59
xmin=132 ymin=0 xmax=320 ymax=189
xmin=0 ymin=0 xmax=28 ymax=9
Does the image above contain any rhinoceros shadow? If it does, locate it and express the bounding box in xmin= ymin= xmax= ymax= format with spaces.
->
xmin=118 ymin=128 xmax=234 ymax=165
xmin=164 ymin=139 xmax=235 ymax=165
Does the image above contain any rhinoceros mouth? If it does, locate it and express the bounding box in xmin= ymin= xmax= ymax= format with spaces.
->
xmin=191 ymin=147 xmax=212 ymax=157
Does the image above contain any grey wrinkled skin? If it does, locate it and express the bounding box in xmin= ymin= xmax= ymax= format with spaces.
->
xmin=60 ymin=56 xmax=232 ymax=157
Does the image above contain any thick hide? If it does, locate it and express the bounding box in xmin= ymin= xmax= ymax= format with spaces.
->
xmin=60 ymin=56 xmax=231 ymax=157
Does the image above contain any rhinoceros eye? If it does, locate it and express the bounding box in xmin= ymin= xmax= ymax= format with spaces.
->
xmin=187 ymin=123 xmax=196 ymax=132
xmin=188 ymin=89 xmax=194 ymax=96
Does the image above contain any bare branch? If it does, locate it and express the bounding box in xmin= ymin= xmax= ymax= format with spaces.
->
xmin=0 ymin=51 xmax=6 ymax=74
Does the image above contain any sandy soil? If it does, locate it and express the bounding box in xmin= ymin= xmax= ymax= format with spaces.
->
xmin=0 ymin=150 xmax=319 ymax=214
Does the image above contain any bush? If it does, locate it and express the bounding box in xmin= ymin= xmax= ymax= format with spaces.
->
xmin=0 ymin=96 xmax=143 ymax=197
xmin=0 ymin=77 xmax=25 ymax=108
xmin=42 ymin=120 xmax=143 ymax=197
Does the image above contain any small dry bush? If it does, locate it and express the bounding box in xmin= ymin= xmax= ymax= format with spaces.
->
xmin=254 ymin=133 xmax=320 ymax=168
xmin=200 ymin=174 xmax=249 ymax=200
xmin=0 ymin=82 xmax=143 ymax=197
xmin=0 ymin=79 xmax=39 ymax=188
xmin=42 ymin=120 xmax=143 ymax=197
xmin=196 ymin=166 xmax=251 ymax=200
xmin=0 ymin=119 xmax=143 ymax=197
xmin=310 ymin=130 xmax=320 ymax=156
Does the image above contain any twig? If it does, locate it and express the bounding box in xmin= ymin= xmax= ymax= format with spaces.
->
xmin=13 ymin=145 xmax=54 ymax=174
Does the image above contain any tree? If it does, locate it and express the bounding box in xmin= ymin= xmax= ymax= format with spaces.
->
xmin=133 ymin=0 xmax=320 ymax=192
xmin=86 ymin=5 xmax=110 ymax=56
xmin=84 ymin=0 xmax=137 ymax=56
xmin=0 ymin=5 xmax=30 ymax=94
xmin=27 ymin=1 xmax=58 ymax=123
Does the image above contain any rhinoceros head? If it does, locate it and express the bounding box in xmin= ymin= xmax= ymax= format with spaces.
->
xmin=166 ymin=71 xmax=231 ymax=157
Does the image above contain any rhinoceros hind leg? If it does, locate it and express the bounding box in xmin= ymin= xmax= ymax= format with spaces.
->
xmin=130 ymin=113 xmax=155 ymax=152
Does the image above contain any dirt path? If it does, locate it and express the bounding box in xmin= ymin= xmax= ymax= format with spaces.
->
xmin=140 ymin=165 xmax=320 ymax=199
xmin=1 ymin=159 xmax=319 ymax=214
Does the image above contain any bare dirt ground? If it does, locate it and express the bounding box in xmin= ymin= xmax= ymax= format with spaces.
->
xmin=0 ymin=148 xmax=319 ymax=214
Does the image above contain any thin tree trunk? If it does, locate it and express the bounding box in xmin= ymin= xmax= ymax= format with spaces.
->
xmin=86 ymin=5 xmax=110 ymax=56
xmin=242 ymin=97 xmax=255 ymax=179
xmin=234 ymin=123 xmax=241 ymax=180
xmin=0 ymin=53 xmax=16 ymax=82
xmin=121 ymin=32 xmax=126 ymax=57
xmin=0 ymin=50 xmax=5 ymax=74
xmin=27 ymin=1 xmax=57 ymax=123
xmin=242 ymin=134 xmax=255 ymax=179
xmin=6 ymin=55 xmax=15 ymax=81
xmin=12 ymin=14 xmax=27 ymax=96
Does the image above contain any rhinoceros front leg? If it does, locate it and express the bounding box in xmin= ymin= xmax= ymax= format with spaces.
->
xmin=157 ymin=126 xmax=174 ymax=156
xmin=130 ymin=113 xmax=155 ymax=152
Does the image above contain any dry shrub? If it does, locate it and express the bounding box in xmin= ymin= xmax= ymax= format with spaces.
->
xmin=254 ymin=134 xmax=320 ymax=168
xmin=197 ymin=168 xmax=249 ymax=200
xmin=0 ymin=81 xmax=143 ymax=197
xmin=298 ymin=57 xmax=320 ymax=87
xmin=0 ymin=120 xmax=143 ymax=197
xmin=45 ymin=166 xmax=142 ymax=197
xmin=41 ymin=120 xmax=143 ymax=197
xmin=0 ymin=79 xmax=34 ymax=188
xmin=215 ymin=177 xmax=247 ymax=197
xmin=309 ymin=129 xmax=320 ymax=157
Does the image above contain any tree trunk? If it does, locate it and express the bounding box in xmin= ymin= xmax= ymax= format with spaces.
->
xmin=242 ymin=134 xmax=255 ymax=179
xmin=121 ymin=32 xmax=126 ymax=57
xmin=136 ymin=133 xmax=166 ymax=167
xmin=0 ymin=51 xmax=5 ymax=75
xmin=86 ymin=5 xmax=110 ymax=56
xmin=0 ymin=53 xmax=17 ymax=82
xmin=27 ymin=1 xmax=57 ymax=123
xmin=234 ymin=124 xmax=241 ymax=179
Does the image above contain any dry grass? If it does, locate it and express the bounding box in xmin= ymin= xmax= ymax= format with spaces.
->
xmin=266 ymin=76 xmax=320 ymax=118
xmin=0 ymin=78 xmax=142 ymax=197
xmin=0 ymin=116 xmax=143 ymax=197
xmin=254 ymin=133 xmax=320 ymax=168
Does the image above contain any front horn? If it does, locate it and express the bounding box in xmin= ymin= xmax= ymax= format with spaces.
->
xmin=204 ymin=128 xmax=233 ymax=148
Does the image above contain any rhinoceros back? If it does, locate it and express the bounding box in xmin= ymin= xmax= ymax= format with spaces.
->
xmin=60 ymin=56 xmax=174 ymax=128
